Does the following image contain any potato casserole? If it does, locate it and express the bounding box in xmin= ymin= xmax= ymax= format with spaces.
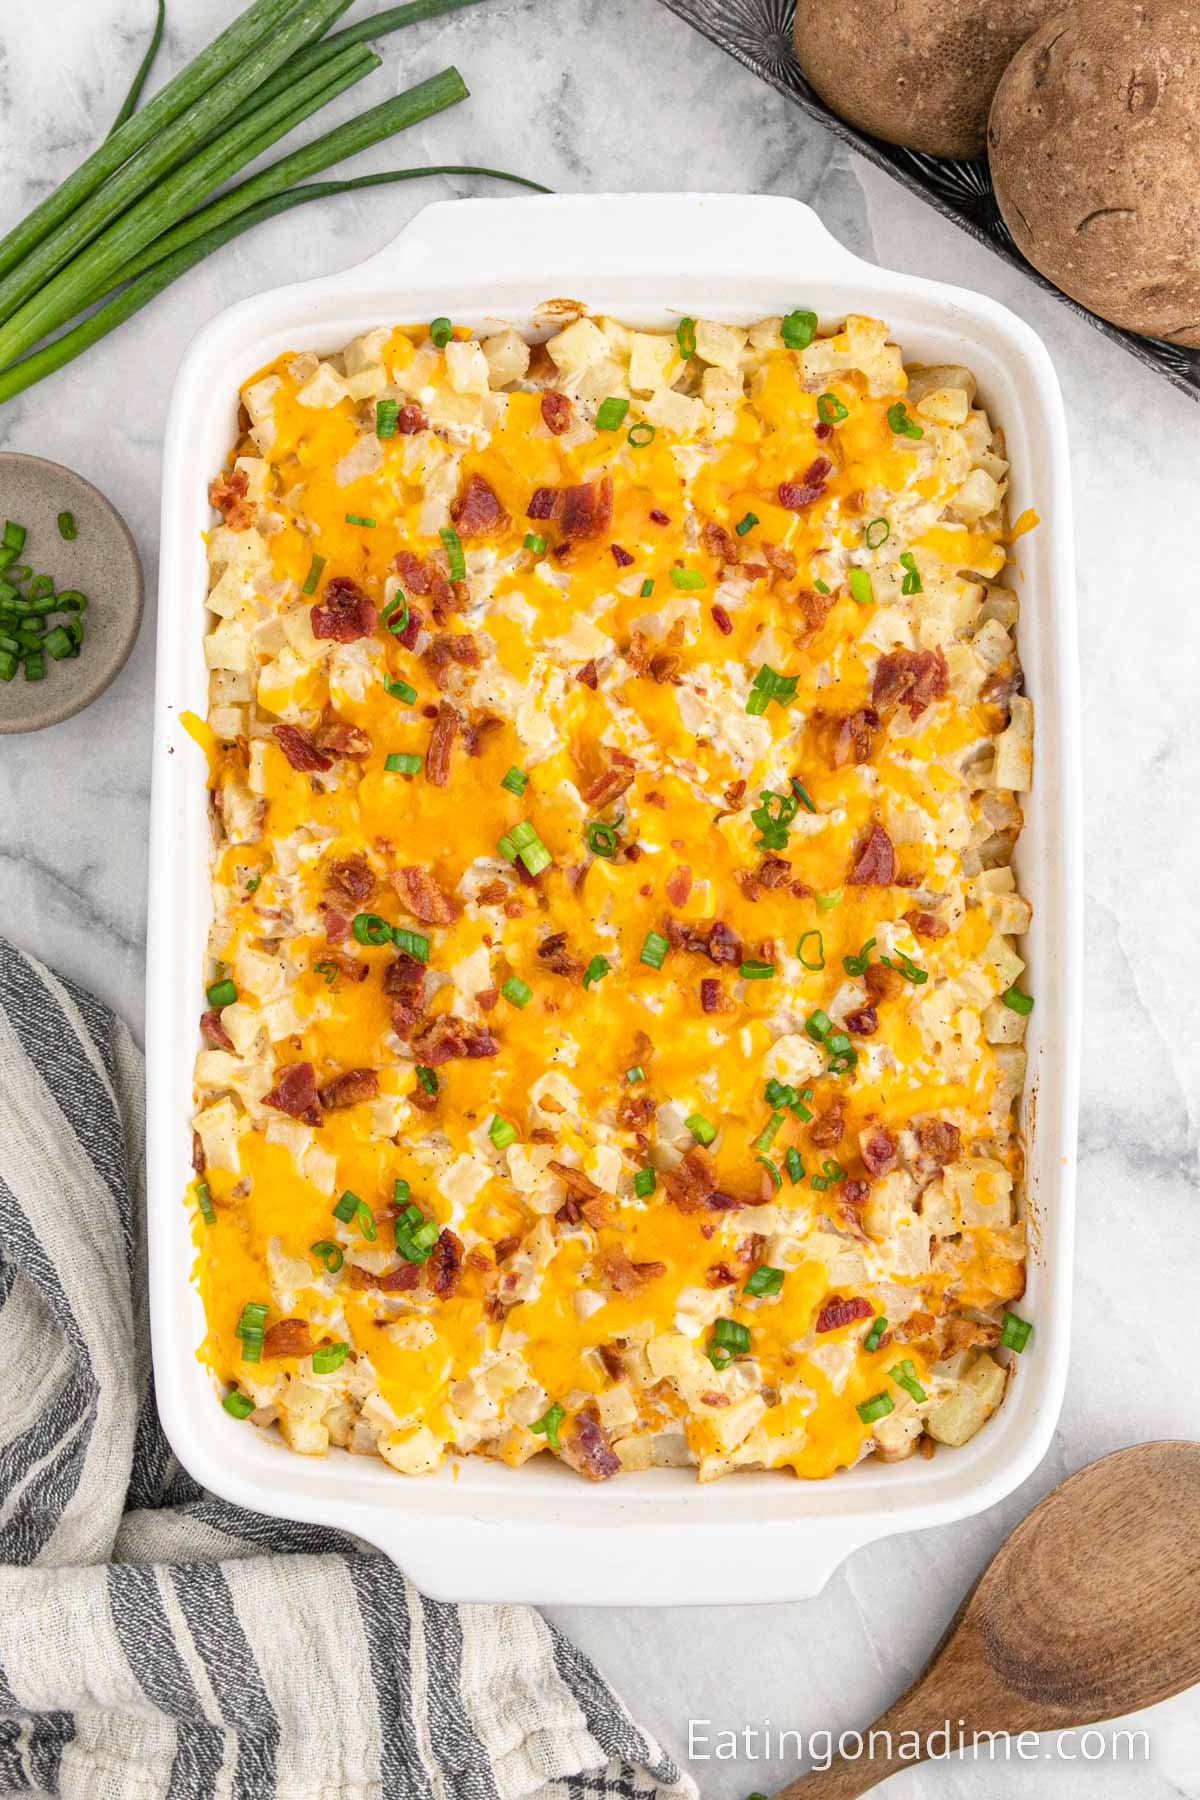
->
xmin=191 ymin=304 xmax=1036 ymax=1484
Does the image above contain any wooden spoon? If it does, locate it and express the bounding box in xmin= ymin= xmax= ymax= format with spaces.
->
xmin=774 ymin=1441 xmax=1200 ymax=1797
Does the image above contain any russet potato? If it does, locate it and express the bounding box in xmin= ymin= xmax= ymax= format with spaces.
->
xmin=792 ymin=0 xmax=1057 ymax=159
xmin=988 ymin=0 xmax=1200 ymax=344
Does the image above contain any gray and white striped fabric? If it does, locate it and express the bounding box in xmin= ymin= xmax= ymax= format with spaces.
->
xmin=0 ymin=937 xmax=694 ymax=1800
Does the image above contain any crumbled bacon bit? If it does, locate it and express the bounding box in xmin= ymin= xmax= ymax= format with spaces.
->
xmin=778 ymin=457 xmax=832 ymax=511
xmin=192 ymin=1130 xmax=206 ymax=1176
xmin=860 ymin=1127 xmax=898 ymax=1177
xmin=313 ymin=710 xmax=371 ymax=758
xmin=809 ymin=1100 xmax=846 ymax=1147
xmin=396 ymin=403 xmax=428 ymax=434
xmin=272 ymin=723 xmax=331 ymax=773
xmin=452 ymin=472 xmax=509 ymax=538
xmin=916 ymin=1118 xmax=962 ymax=1165
xmin=263 ymin=1318 xmax=315 ymax=1359
xmin=761 ymin=542 xmax=798 ymax=580
xmin=319 ymin=1068 xmax=378 ymax=1110
xmin=548 ymin=1160 xmax=602 ymax=1201
xmin=311 ymin=576 xmax=377 ymax=642
xmin=796 ymin=587 xmax=834 ymax=633
xmin=598 ymin=1344 xmax=626 ymax=1379
xmin=617 ymin=1090 xmax=656 ymax=1130
xmin=711 ymin=603 xmax=734 ymax=636
xmin=832 ymin=707 xmax=880 ymax=768
xmin=526 ymin=487 xmax=558 ymax=521
xmin=561 ymin=1408 xmax=621 ymax=1482
xmin=410 ymin=1016 xmax=499 ymax=1065
xmin=649 ymin=508 xmax=670 ymax=525
xmin=846 ymin=1002 xmax=878 ymax=1036
xmin=263 ymin=1062 xmax=322 ymax=1125
xmin=208 ymin=467 xmax=254 ymax=530
xmin=864 ymin=960 xmax=904 ymax=1003
xmin=596 ymin=1246 xmax=667 ymax=1293
xmin=872 ymin=648 xmax=949 ymax=719
xmin=904 ymin=908 xmax=949 ymax=940
xmin=322 ymin=911 xmax=350 ymax=944
xmin=814 ymin=420 xmax=833 ymax=442
xmin=428 ymin=1228 xmax=464 ymax=1298
xmin=848 ymin=823 xmax=897 ymax=886
xmin=392 ymin=864 xmax=459 ymax=925
xmin=541 ymin=390 xmax=572 ymax=435
xmin=351 ymin=1261 xmax=421 ymax=1292
xmin=702 ymin=520 xmax=738 ymax=564
xmin=325 ymin=854 xmax=374 ymax=912
xmin=815 ymin=1295 xmax=874 ymax=1334
xmin=425 ymin=701 xmax=461 ymax=787
xmin=705 ymin=1261 xmax=740 ymax=1288
xmin=199 ymin=1006 xmax=233 ymax=1051
xmin=611 ymin=543 xmax=635 ymax=568
xmin=665 ymin=864 xmax=692 ymax=907
xmin=576 ymin=660 xmax=599 ymax=689
xmin=580 ymin=761 xmax=635 ymax=807
xmin=423 ymin=631 xmax=481 ymax=689
xmin=537 ymin=932 xmax=585 ymax=980
xmin=561 ymin=474 xmax=613 ymax=540
xmin=318 ymin=949 xmax=369 ymax=985
xmin=700 ymin=976 xmax=730 ymax=1013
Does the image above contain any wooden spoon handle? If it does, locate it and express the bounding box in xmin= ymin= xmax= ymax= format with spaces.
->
xmin=769 ymin=1699 xmax=930 ymax=1799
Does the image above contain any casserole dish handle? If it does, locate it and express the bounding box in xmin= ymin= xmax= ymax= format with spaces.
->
xmin=344 ymin=191 xmax=870 ymax=293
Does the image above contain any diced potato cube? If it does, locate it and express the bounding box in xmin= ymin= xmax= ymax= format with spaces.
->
xmin=444 ymin=340 xmax=490 ymax=396
xmin=482 ymin=328 xmax=530 ymax=388
xmin=915 ymin=386 xmax=970 ymax=426
xmin=345 ymin=367 xmax=387 ymax=402
xmin=344 ymin=327 xmax=390 ymax=375
xmin=953 ymin=468 xmax=1002 ymax=523
xmin=992 ymin=696 xmax=1033 ymax=791
xmin=905 ymin=364 xmax=978 ymax=406
xmin=694 ymin=319 xmax=747 ymax=371
xmin=642 ymin=388 xmax=707 ymax=436
xmin=943 ymin=1159 xmax=1013 ymax=1228
xmin=983 ymin=997 xmax=1028 ymax=1045
xmin=204 ymin=623 xmax=252 ymax=673
xmin=926 ymin=1352 xmax=1007 ymax=1446
xmin=295 ymin=362 xmax=348 ymax=409
xmin=378 ymin=1425 xmax=445 ymax=1474
xmin=545 ymin=317 xmax=609 ymax=376
xmin=628 ymin=331 xmax=680 ymax=393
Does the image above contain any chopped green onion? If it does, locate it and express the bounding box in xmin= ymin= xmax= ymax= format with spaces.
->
xmin=384 ymin=751 xmax=422 ymax=776
xmin=23 ymin=651 xmax=44 ymax=681
xmin=345 ymin=512 xmax=376 ymax=528
xmin=739 ymin=960 xmax=775 ymax=981
xmin=1000 ymin=1311 xmax=1033 ymax=1352
xmin=352 ymin=912 xmax=392 ymax=948
xmin=415 ymin=1068 xmax=438 ymax=1099
xmin=2 ymin=522 xmax=26 ymax=553
xmin=595 ymin=396 xmax=630 ymax=431
xmin=57 ymin=510 xmax=77 ymax=540
xmin=640 ymin=930 xmax=669 ymax=970
xmin=713 ymin=1317 xmax=749 ymax=1352
xmin=332 ymin=1190 xmax=360 ymax=1224
xmin=633 ymin=1168 xmax=656 ymax=1198
xmin=302 ymin=553 xmax=325 ymax=596
xmin=817 ymin=391 xmax=848 ymax=424
xmin=382 ymin=592 xmax=410 ymax=636
xmin=639 ymin=578 xmax=654 ymax=598
xmin=676 ymin=317 xmax=696 ymax=358
xmin=849 ymin=568 xmax=874 ymax=605
xmin=864 ymin=1316 xmax=887 ymax=1353
xmin=857 ymin=1391 xmax=894 ymax=1425
xmin=756 ymin=1154 xmax=782 ymax=1189
xmin=750 ymin=663 xmax=798 ymax=708
xmin=55 ymin=588 xmax=87 ymax=613
xmin=355 ymin=1199 xmax=377 ymax=1241
xmin=805 ymin=1008 xmax=832 ymax=1043
xmin=796 ymin=930 xmax=825 ymax=971
xmin=313 ymin=960 xmax=338 ymax=987
xmin=488 ymin=1115 xmax=517 ymax=1150
xmin=439 ymin=525 xmax=466 ymax=581
xmin=626 ymin=1065 xmax=645 ymax=1084
xmin=864 ymin=517 xmax=890 ymax=549
xmin=781 ymin=309 xmax=818 ymax=350
xmin=889 ymin=1358 xmax=927 ymax=1403
xmin=531 ymin=1400 xmax=564 ymax=1448
xmin=811 ymin=1157 xmax=847 ymax=1192
xmin=394 ymin=1179 xmax=410 ymax=1206
xmin=899 ymin=550 xmax=923 ymax=595
xmin=236 ymin=1300 xmax=267 ymax=1334
xmin=395 ymin=1203 xmax=439 ymax=1263
xmin=42 ymin=625 xmax=74 ymax=660
xmin=222 ymin=1390 xmax=255 ymax=1419
xmin=1002 ymin=986 xmax=1034 ymax=1015
xmin=586 ymin=818 xmax=620 ymax=858
xmin=745 ymin=688 xmax=770 ymax=717
xmin=843 ymin=938 xmax=876 ymax=978
xmin=245 ymin=875 xmax=262 ymax=895
xmin=392 ymin=928 xmax=429 ymax=963
xmin=734 ymin=511 xmax=758 ymax=537
xmin=385 ymin=676 xmax=417 ymax=704
xmin=752 ymin=1111 xmax=785 ymax=1152
xmin=0 ymin=651 xmax=17 ymax=682
xmin=669 ymin=566 xmax=705 ymax=590
xmin=523 ymin=532 xmax=547 ymax=555
xmin=751 ymin=786 xmax=799 ymax=850
xmin=310 ymin=1239 xmax=343 ymax=1273
xmin=238 ymin=1334 xmax=262 ymax=1364
xmin=376 ymin=398 xmax=399 ymax=437
xmin=785 ymin=1146 xmax=805 ymax=1184
xmin=814 ymin=578 xmax=831 ymax=594
xmin=583 ymin=955 xmax=610 ymax=990
xmin=501 ymin=765 xmax=528 ymax=796
xmin=627 ymin=421 xmax=655 ymax=448
xmin=745 ymin=1265 xmax=784 ymax=1298
xmin=501 ymin=975 xmax=532 ymax=1009
xmin=206 ymin=978 xmax=237 ymax=1008
xmin=686 ymin=1112 xmax=717 ymax=1146
xmin=196 ymin=1180 xmax=216 ymax=1224
xmin=887 ymin=401 xmax=923 ymax=439
xmin=881 ymin=952 xmax=928 ymax=986
xmin=706 ymin=1342 xmax=733 ymax=1371
xmin=815 ymin=888 xmax=842 ymax=913
xmin=312 ymin=1341 xmax=350 ymax=1373
xmin=430 ymin=316 xmax=453 ymax=347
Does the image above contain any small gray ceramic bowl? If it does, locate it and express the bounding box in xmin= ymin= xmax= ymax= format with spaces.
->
xmin=0 ymin=452 xmax=143 ymax=734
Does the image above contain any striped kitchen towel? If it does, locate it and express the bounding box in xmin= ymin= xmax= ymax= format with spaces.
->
xmin=0 ymin=937 xmax=693 ymax=1800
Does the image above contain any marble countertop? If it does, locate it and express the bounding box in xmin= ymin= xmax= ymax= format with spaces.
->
xmin=3 ymin=1 xmax=1198 ymax=1792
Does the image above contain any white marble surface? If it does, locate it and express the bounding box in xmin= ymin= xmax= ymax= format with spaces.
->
xmin=3 ymin=1 xmax=1199 ymax=1793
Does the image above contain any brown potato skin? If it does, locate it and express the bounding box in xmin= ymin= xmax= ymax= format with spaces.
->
xmin=792 ymin=0 xmax=1057 ymax=159
xmin=989 ymin=0 xmax=1200 ymax=345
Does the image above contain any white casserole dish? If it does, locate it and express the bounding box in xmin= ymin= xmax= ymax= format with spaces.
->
xmin=147 ymin=193 xmax=1081 ymax=1606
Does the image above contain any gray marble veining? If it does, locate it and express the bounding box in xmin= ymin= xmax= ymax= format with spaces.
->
xmin=1 ymin=2 xmax=1198 ymax=1793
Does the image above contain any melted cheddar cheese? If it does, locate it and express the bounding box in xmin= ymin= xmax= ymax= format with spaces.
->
xmin=193 ymin=311 xmax=1033 ymax=1482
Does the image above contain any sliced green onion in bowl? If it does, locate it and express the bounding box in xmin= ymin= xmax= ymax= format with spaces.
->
xmin=430 ymin=316 xmax=453 ymax=347
xmin=781 ymin=309 xmax=818 ymax=350
xmin=595 ymin=395 xmax=629 ymax=431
